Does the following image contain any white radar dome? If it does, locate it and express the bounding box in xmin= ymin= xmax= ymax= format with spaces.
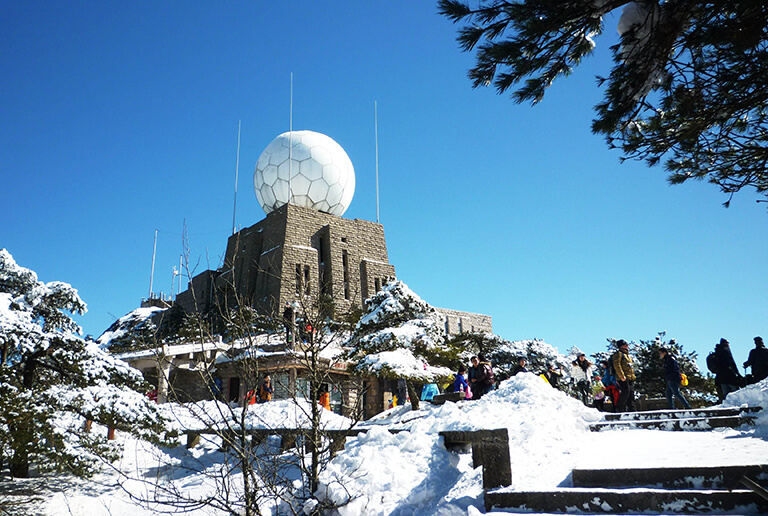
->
xmin=253 ymin=130 xmax=355 ymax=217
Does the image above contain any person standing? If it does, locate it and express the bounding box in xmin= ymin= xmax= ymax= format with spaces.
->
xmin=258 ymin=374 xmax=274 ymax=402
xmin=713 ymin=338 xmax=744 ymax=401
xmin=468 ymin=356 xmax=481 ymax=399
xmin=571 ymin=353 xmax=593 ymax=405
xmin=319 ymin=391 xmax=331 ymax=411
xmin=452 ymin=365 xmax=470 ymax=397
xmin=659 ymin=347 xmax=691 ymax=409
xmin=599 ymin=359 xmax=619 ymax=411
xmin=511 ymin=357 xmax=528 ymax=376
xmin=744 ymin=336 xmax=768 ymax=384
xmin=282 ymin=303 xmax=295 ymax=345
xmin=475 ymin=354 xmax=495 ymax=397
xmin=543 ymin=363 xmax=562 ymax=389
xmin=612 ymin=340 xmax=636 ymax=412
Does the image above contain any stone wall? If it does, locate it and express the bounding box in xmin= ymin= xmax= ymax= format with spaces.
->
xmin=436 ymin=307 xmax=493 ymax=335
xmin=219 ymin=203 xmax=395 ymax=316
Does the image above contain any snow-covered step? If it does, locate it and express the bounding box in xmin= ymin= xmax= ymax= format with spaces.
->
xmin=603 ymin=406 xmax=762 ymax=422
xmin=589 ymin=414 xmax=756 ymax=432
xmin=484 ymin=486 xmax=768 ymax=514
xmin=572 ymin=465 xmax=768 ymax=489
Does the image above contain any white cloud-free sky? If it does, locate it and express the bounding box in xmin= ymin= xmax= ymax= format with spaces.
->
xmin=2 ymin=1 xmax=766 ymax=366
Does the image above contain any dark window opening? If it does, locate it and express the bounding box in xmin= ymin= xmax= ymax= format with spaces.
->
xmin=304 ymin=265 xmax=311 ymax=296
xmin=295 ymin=264 xmax=302 ymax=295
xmin=342 ymin=251 xmax=350 ymax=300
xmin=228 ymin=377 xmax=240 ymax=403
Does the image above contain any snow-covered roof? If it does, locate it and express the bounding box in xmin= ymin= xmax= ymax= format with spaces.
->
xmin=96 ymin=306 xmax=165 ymax=347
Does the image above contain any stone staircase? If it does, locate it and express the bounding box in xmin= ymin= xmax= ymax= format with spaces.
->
xmin=486 ymin=464 xmax=768 ymax=513
xmin=589 ymin=406 xmax=761 ymax=432
xmin=475 ymin=406 xmax=768 ymax=513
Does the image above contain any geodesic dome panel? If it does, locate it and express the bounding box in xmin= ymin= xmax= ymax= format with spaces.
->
xmin=253 ymin=130 xmax=355 ymax=216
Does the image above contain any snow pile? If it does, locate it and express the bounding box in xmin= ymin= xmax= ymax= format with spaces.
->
xmin=316 ymin=373 xmax=601 ymax=514
xmin=722 ymin=377 xmax=768 ymax=437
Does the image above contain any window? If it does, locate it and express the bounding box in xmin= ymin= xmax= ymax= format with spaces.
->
xmin=295 ymin=264 xmax=302 ymax=295
xmin=374 ymin=278 xmax=381 ymax=292
xmin=342 ymin=250 xmax=350 ymax=300
xmin=304 ymin=265 xmax=311 ymax=296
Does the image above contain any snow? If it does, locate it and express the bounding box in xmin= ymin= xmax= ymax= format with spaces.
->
xmin=16 ymin=368 xmax=768 ymax=515
xmin=165 ymin=398 xmax=354 ymax=433
xmin=96 ymin=306 xmax=165 ymax=347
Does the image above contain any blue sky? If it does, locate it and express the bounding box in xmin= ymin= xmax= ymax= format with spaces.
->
xmin=2 ymin=1 xmax=766 ymax=368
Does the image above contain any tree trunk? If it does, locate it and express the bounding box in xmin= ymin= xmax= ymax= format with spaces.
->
xmin=9 ymin=449 xmax=29 ymax=478
xmin=309 ymin=351 xmax=321 ymax=494
xmin=406 ymin=380 xmax=420 ymax=411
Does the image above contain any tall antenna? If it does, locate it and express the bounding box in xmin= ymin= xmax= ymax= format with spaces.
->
xmin=289 ymin=72 xmax=293 ymax=205
xmin=178 ymin=254 xmax=182 ymax=295
xmin=375 ymin=101 xmax=380 ymax=224
xmin=232 ymin=120 xmax=241 ymax=235
xmin=149 ymin=229 xmax=158 ymax=298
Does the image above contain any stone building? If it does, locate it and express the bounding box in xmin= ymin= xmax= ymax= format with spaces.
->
xmin=175 ymin=202 xmax=395 ymax=319
xmin=118 ymin=130 xmax=491 ymax=418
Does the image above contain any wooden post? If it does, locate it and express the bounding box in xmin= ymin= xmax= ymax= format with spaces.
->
xmin=186 ymin=432 xmax=201 ymax=449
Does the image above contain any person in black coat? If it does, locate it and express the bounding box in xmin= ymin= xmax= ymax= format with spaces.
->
xmin=713 ymin=338 xmax=744 ymax=401
xmin=660 ymin=347 xmax=691 ymax=409
xmin=468 ymin=356 xmax=480 ymax=399
xmin=543 ymin=363 xmax=562 ymax=389
xmin=511 ymin=357 xmax=528 ymax=376
xmin=744 ymin=336 xmax=768 ymax=384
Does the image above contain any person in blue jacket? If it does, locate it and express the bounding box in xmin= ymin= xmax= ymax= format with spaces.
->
xmin=452 ymin=365 xmax=470 ymax=396
xmin=660 ymin=347 xmax=691 ymax=409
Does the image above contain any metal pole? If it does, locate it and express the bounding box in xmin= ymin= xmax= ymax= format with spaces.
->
xmin=289 ymin=72 xmax=293 ymax=206
xmin=232 ymin=120 xmax=241 ymax=234
xmin=375 ymin=101 xmax=380 ymax=224
xmin=149 ymin=229 xmax=158 ymax=298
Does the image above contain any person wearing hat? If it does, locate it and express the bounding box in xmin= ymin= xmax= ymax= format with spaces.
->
xmin=659 ymin=347 xmax=691 ymax=409
xmin=713 ymin=338 xmax=744 ymax=401
xmin=612 ymin=340 xmax=636 ymax=412
xmin=744 ymin=336 xmax=768 ymax=384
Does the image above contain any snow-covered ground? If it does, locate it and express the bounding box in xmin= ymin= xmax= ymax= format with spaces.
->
xmin=19 ymin=375 xmax=768 ymax=515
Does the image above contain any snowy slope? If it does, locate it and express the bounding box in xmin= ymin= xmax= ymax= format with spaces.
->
xmin=34 ymin=376 xmax=768 ymax=516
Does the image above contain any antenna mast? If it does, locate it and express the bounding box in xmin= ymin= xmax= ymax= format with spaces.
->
xmin=289 ymin=73 xmax=293 ymax=204
xmin=375 ymin=101 xmax=380 ymax=224
xmin=232 ymin=120 xmax=241 ymax=234
xmin=149 ymin=229 xmax=158 ymax=298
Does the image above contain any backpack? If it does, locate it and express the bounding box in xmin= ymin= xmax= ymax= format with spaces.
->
xmin=482 ymin=363 xmax=495 ymax=386
xmin=706 ymin=352 xmax=719 ymax=374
